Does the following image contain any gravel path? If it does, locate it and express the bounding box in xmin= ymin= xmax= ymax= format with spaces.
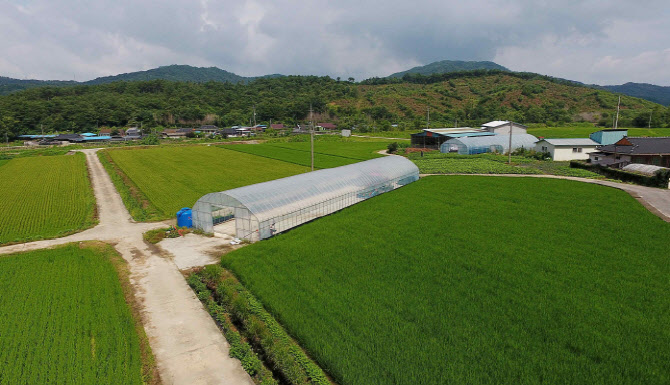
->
xmin=0 ymin=149 xmax=254 ymax=385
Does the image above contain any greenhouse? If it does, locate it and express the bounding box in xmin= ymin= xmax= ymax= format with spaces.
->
xmin=440 ymin=134 xmax=539 ymax=155
xmin=192 ymin=156 xmax=420 ymax=241
xmin=622 ymin=163 xmax=669 ymax=176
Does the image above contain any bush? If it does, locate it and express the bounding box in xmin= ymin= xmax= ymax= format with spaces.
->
xmin=570 ymin=161 xmax=670 ymax=188
xmin=387 ymin=142 xmax=399 ymax=154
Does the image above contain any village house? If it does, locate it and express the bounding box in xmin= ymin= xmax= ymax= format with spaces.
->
xmin=589 ymin=137 xmax=670 ymax=168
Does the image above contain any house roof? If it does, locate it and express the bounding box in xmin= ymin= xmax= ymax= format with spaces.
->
xmin=537 ymin=138 xmax=599 ymax=146
xmin=318 ymin=123 xmax=337 ymax=129
xmin=177 ymin=127 xmax=194 ymax=133
xmin=199 ymin=125 xmax=218 ymax=130
xmin=598 ymin=137 xmax=670 ymax=155
xmin=270 ymin=124 xmax=285 ymax=129
xmin=481 ymin=120 xmax=527 ymax=129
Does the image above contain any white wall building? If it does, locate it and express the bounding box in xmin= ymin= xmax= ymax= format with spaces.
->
xmin=535 ymin=138 xmax=600 ymax=161
xmin=481 ymin=121 xmax=528 ymax=135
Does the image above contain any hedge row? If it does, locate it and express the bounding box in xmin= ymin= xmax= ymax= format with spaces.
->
xmin=187 ymin=274 xmax=277 ymax=385
xmin=188 ymin=265 xmax=333 ymax=385
xmin=570 ymin=161 xmax=670 ymax=188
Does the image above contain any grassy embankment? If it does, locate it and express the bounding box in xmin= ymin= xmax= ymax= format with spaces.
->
xmin=0 ymin=242 xmax=158 ymax=384
xmin=220 ymin=176 xmax=670 ymax=385
xmin=0 ymin=153 xmax=96 ymax=245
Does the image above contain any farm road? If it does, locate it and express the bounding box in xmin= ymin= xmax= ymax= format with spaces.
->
xmin=420 ymin=173 xmax=670 ymax=222
xmin=0 ymin=149 xmax=254 ymax=385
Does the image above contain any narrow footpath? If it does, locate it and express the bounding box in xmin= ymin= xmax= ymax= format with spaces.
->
xmin=0 ymin=149 xmax=254 ymax=385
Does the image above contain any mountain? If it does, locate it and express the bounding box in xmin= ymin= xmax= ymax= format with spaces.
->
xmin=599 ymin=82 xmax=670 ymax=106
xmin=1 ymin=71 xmax=662 ymax=135
xmin=0 ymin=65 xmax=284 ymax=95
xmin=83 ymin=64 xmax=284 ymax=85
xmin=388 ymin=60 xmax=509 ymax=78
xmin=0 ymin=76 xmax=76 ymax=95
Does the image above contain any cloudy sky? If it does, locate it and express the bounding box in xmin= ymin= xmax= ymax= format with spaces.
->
xmin=1 ymin=0 xmax=669 ymax=85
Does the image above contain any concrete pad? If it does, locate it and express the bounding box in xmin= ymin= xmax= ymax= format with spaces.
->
xmin=159 ymin=233 xmax=243 ymax=270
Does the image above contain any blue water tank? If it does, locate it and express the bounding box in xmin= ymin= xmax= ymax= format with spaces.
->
xmin=176 ymin=207 xmax=193 ymax=228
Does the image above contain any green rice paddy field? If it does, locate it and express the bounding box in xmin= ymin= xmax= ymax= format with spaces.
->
xmin=222 ymin=176 xmax=670 ymax=385
xmin=0 ymin=154 xmax=96 ymax=245
xmin=223 ymin=141 xmax=388 ymax=168
xmin=0 ymin=243 xmax=146 ymax=384
xmin=103 ymin=146 xmax=309 ymax=220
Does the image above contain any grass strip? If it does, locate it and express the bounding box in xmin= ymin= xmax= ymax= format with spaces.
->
xmin=98 ymin=150 xmax=163 ymax=221
xmin=187 ymin=273 xmax=278 ymax=385
xmin=100 ymin=241 xmax=161 ymax=384
xmin=188 ymin=265 xmax=333 ymax=385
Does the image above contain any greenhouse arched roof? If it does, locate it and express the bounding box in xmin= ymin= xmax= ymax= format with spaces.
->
xmin=192 ymin=156 xmax=419 ymax=238
xmin=441 ymin=133 xmax=538 ymax=154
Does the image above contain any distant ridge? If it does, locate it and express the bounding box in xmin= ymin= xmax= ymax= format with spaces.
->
xmin=598 ymin=82 xmax=670 ymax=106
xmin=0 ymin=65 xmax=284 ymax=95
xmin=388 ymin=60 xmax=509 ymax=78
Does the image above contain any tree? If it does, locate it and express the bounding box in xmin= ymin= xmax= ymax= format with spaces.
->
xmin=348 ymin=77 xmax=355 ymax=83
xmin=0 ymin=116 xmax=18 ymax=146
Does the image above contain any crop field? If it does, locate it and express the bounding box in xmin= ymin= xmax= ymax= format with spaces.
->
xmin=222 ymin=176 xmax=670 ymax=385
xmin=103 ymin=146 xmax=309 ymax=220
xmin=527 ymin=126 xmax=670 ymax=138
xmin=407 ymin=152 xmax=604 ymax=178
xmin=224 ymin=140 xmax=388 ymax=168
xmin=0 ymin=243 xmax=146 ymax=384
xmin=0 ymin=154 xmax=96 ymax=245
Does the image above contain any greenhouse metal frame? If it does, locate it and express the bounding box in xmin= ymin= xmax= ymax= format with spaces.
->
xmin=440 ymin=134 xmax=539 ymax=155
xmin=192 ymin=156 xmax=420 ymax=241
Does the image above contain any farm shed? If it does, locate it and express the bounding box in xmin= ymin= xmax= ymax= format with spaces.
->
xmin=440 ymin=134 xmax=538 ymax=155
xmin=192 ymin=156 xmax=419 ymax=241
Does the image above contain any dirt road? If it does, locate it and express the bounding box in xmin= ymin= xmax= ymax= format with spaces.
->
xmin=0 ymin=149 xmax=254 ymax=385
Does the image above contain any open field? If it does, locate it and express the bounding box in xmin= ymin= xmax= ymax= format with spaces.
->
xmin=222 ymin=176 xmax=670 ymax=385
xmin=407 ymin=152 xmax=605 ymax=178
xmin=0 ymin=153 xmax=96 ymax=245
xmin=103 ymin=146 xmax=309 ymax=220
xmin=223 ymin=140 xmax=387 ymax=168
xmin=528 ymin=126 xmax=670 ymax=138
xmin=0 ymin=243 xmax=150 ymax=384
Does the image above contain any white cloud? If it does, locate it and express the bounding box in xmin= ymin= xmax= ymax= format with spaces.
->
xmin=0 ymin=0 xmax=668 ymax=84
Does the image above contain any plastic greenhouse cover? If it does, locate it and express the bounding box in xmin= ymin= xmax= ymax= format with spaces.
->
xmin=194 ymin=156 xmax=419 ymax=223
xmin=440 ymin=134 xmax=538 ymax=153
xmin=623 ymin=163 xmax=668 ymax=176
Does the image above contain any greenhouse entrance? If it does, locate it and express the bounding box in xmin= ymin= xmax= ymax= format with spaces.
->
xmin=192 ymin=156 xmax=420 ymax=241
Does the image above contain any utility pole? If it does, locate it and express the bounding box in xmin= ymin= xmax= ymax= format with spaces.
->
xmin=508 ymin=121 xmax=513 ymax=164
xmin=310 ymin=104 xmax=314 ymax=171
xmin=614 ymin=95 xmax=621 ymax=129
xmin=648 ymin=110 xmax=653 ymax=129
xmin=252 ymin=105 xmax=257 ymax=127
xmin=426 ymin=107 xmax=430 ymax=129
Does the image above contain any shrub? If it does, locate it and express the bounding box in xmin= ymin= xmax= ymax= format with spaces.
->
xmin=387 ymin=142 xmax=399 ymax=153
xmin=570 ymin=161 xmax=670 ymax=188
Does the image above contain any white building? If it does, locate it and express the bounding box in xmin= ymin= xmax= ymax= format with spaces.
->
xmin=481 ymin=121 xmax=527 ymax=135
xmin=535 ymin=138 xmax=600 ymax=161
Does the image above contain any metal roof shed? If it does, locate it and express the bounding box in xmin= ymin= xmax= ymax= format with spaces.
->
xmin=441 ymin=134 xmax=539 ymax=155
xmin=192 ymin=156 xmax=419 ymax=241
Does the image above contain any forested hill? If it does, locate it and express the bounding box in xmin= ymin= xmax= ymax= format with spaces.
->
xmin=0 ymin=65 xmax=283 ymax=95
xmin=599 ymin=82 xmax=670 ymax=106
xmin=0 ymin=71 xmax=666 ymax=135
xmin=84 ymin=64 xmax=283 ymax=85
xmin=388 ymin=60 xmax=509 ymax=78
xmin=0 ymin=77 xmax=76 ymax=95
